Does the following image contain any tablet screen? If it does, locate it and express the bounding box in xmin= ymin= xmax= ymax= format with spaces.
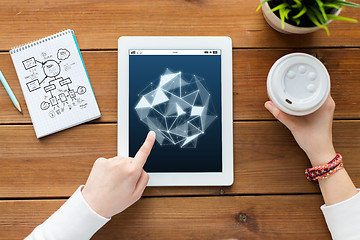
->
xmin=129 ymin=49 xmax=222 ymax=172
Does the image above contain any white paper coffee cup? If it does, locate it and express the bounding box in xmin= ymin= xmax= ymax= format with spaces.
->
xmin=267 ymin=53 xmax=330 ymax=116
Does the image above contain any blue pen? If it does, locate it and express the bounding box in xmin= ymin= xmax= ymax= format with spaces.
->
xmin=0 ymin=70 xmax=22 ymax=113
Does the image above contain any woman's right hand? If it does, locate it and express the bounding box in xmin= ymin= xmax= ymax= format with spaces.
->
xmin=264 ymin=95 xmax=336 ymax=166
xmin=82 ymin=131 xmax=156 ymax=218
xmin=265 ymin=95 xmax=358 ymax=206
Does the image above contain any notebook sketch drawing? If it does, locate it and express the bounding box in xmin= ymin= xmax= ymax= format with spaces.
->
xmin=10 ymin=29 xmax=101 ymax=138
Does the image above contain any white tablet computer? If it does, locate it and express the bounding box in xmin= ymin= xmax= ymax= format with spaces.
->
xmin=118 ymin=37 xmax=233 ymax=186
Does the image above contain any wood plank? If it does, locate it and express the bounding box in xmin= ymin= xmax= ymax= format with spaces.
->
xmin=234 ymin=49 xmax=360 ymax=120
xmin=1 ymin=49 xmax=360 ymax=123
xmin=0 ymin=195 xmax=331 ymax=239
xmin=1 ymin=0 xmax=360 ymax=50
xmin=0 ymin=121 xmax=359 ymax=198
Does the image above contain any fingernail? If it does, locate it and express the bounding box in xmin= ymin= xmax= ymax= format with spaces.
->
xmin=148 ymin=131 xmax=156 ymax=138
xmin=265 ymin=102 xmax=272 ymax=111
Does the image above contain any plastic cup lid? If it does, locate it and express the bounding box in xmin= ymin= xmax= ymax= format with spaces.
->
xmin=267 ymin=53 xmax=330 ymax=116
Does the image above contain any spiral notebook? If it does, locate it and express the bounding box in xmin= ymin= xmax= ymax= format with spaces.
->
xmin=10 ymin=29 xmax=101 ymax=138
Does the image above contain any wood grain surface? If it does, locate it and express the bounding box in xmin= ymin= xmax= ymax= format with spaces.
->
xmin=0 ymin=195 xmax=331 ymax=239
xmin=1 ymin=0 xmax=360 ymax=238
xmin=0 ymin=121 xmax=359 ymax=198
xmin=1 ymin=48 xmax=360 ymax=123
xmin=0 ymin=0 xmax=360 ymax=50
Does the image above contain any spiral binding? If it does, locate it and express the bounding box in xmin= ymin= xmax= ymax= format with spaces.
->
xmin=10 ymin=29 xmax=72 ymax=55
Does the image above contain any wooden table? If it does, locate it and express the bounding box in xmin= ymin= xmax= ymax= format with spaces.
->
xmin=1 ymin=1 xmax=360 ymax=239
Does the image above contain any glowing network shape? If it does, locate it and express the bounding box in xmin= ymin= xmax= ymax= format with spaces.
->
xmin=135 ymin=69 xmax=217 ymax=148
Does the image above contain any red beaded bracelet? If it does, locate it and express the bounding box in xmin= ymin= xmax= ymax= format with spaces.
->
xmin=305 ymin=154 xmax=343 ymax=182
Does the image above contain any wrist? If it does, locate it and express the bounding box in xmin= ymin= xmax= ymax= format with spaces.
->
xmin=81 ymin=187 xmax=111 ymax=219
xmin=307 ymin=148 xmax=336 ymax=167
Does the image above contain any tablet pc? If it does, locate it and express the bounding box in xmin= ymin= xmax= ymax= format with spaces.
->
xmin=118 ymin=37 xmax=233 ymax=186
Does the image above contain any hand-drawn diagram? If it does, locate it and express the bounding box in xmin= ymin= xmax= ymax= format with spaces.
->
xmin=22 ymin=48 xmax=87 ymax=118
xmin=135 ymin=69 xmax=217 ymax=148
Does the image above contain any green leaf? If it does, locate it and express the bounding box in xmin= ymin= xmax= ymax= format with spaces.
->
xmin=307 ymin=9 xmax=330 ymax=36
xmin=316 ymin=0 xmax=328 ymax=22
xmin=279 ymin=7 xmax=287 ymax=28
xmin=332 ymin=0 xmax=360 ymax=8
xmin=292 ymin=6 xmax=307 ymax=19
xmin=256 ymin=0 xmax=271 ymax=12
xmin=306 ymin=9 xmax=323 ymax=28
xmin=309 ymin=5 xmax=326 ymax=24
xmin=327 ymin=14 xmax=358 ymax=23
xmin=270 ymin=3 xmax=289 ymax=13
xmin=283 ymin=8 xmax=291 ymax=19
xmin=293 ymin=18 xmax=301 ymax=25
xmin=291 ymin=0 xmax=302 ymax=8
xmin=293 ymin=0 xmax=302 ymax=6
xmin=322 ymin=3 xmax=341 ymax=9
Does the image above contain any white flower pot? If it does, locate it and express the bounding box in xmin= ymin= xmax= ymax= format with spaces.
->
xmin=260 ymin=0 xmax=341 ymax=34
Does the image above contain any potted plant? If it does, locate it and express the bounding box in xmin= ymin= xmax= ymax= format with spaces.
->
xmin=257 ymin=0 xmax=360 ymax=35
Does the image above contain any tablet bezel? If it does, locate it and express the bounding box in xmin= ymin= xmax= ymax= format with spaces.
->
xmin=118 ymin=36 xmax=233 ymax=186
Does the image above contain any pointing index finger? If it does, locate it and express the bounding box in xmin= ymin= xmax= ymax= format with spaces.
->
xmin=134 ymin=131 xmax=156 ymax=168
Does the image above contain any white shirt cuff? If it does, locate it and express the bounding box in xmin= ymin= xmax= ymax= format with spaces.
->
xmin=25 ymin=185 xmax=110 ymax=240
xmin=321 ymin=189 xmax=360 ymax=240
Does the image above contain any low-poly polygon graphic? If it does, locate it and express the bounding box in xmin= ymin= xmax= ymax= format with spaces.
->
xmin=135 ymin=69 xmax=217 ymax=148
